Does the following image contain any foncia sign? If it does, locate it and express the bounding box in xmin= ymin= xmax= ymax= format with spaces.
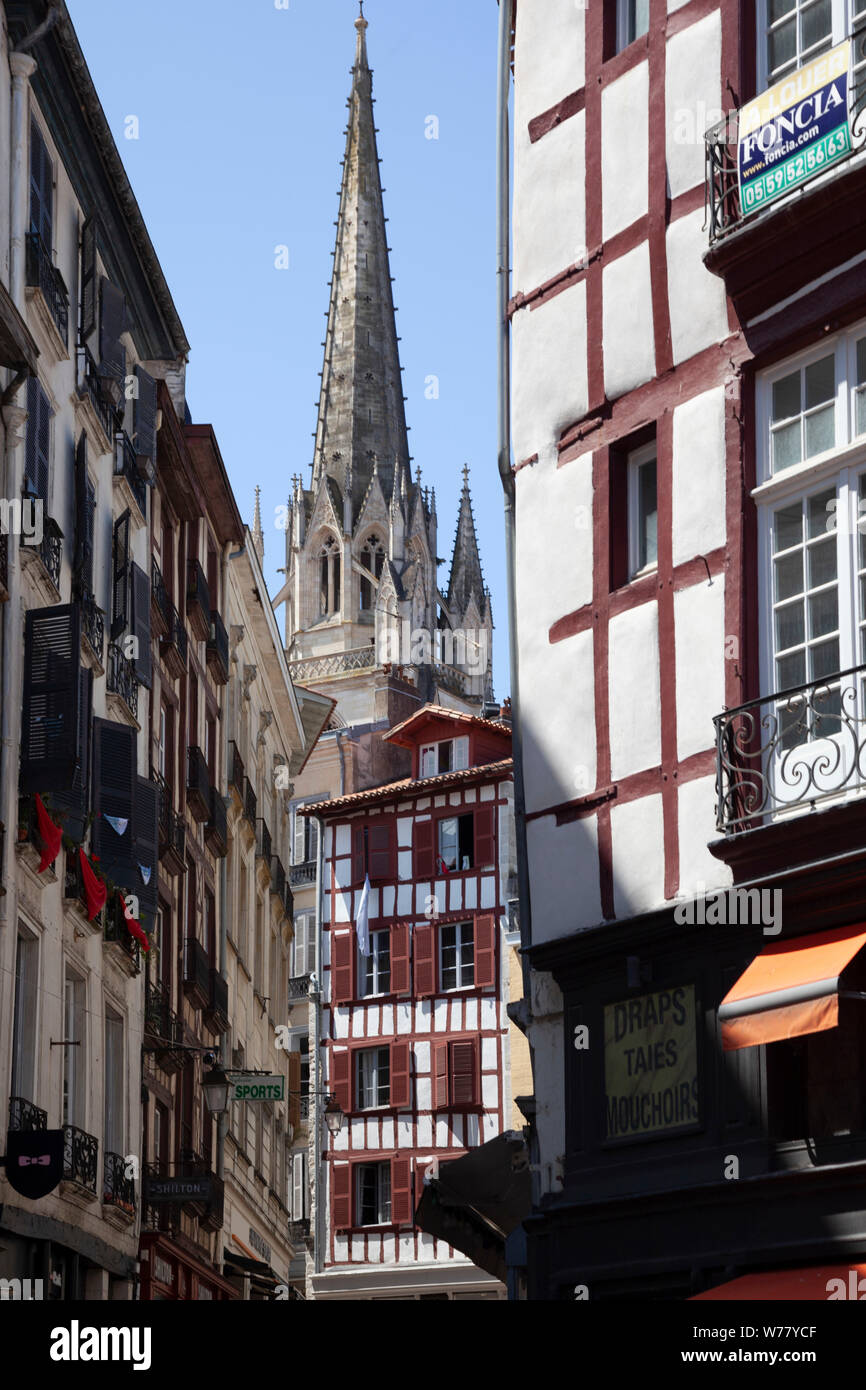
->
xmin=738 ymin=40 xmax=851 ymax=214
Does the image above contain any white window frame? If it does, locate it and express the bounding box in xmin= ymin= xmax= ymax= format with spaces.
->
xmin=359 ymin=928 xmax=390 ymax=998
xmin=355 ymin=1161 xmax=391 ymax=1227
xmin=356 ymin=1045 xmax=390 ymax=1110
xmin=439 ymin=920 xmax=475 ymax=992
xmin=627 ymin=441 xmax=658 ymax=580
xmin=420 ymin=737 xmax=469 ymax=778
xmin=757 ymin=0 xmax=863 ymax=93
xmin=291 ymin=909 xmax=316 ymax=978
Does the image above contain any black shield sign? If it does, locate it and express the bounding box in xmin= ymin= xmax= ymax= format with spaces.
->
xmin=5 ymin=1129 xmax=64 ymax=1199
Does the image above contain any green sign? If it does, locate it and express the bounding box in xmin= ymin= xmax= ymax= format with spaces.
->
xmin=604 ymin=985 xmax=699 ymax=1140
xmin=231 ymin=1074 xmax=285 ymax=1103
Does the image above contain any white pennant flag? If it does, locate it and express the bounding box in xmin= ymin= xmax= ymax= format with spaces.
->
xmin=356 ymin=874 xmax=371 ymax=958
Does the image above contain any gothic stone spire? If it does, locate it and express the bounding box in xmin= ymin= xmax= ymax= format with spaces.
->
xmin=447 ymin=464 xmax=485 ymax=616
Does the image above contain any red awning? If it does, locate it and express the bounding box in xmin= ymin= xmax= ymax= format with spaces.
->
xmin=691 ymin=1265 xmax=866 ymax=1300
xmin=718 ymin=923 xmax=866 ymax=1051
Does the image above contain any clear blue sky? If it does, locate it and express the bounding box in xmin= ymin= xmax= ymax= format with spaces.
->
xmin=66 ymin=0 xmax=507 ymax=697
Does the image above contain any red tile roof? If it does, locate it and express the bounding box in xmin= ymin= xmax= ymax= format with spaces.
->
xmin=384 ymin=703 xmax=512 ymax=747
xmin=298 ymin=758 xmax=514 ymax=817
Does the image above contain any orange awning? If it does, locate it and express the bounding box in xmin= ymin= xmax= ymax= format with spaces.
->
xmin=691 ymin=1265 xmax=866 ymax=1300
xmin=719 ymin=923 xmax=866 ymax=1051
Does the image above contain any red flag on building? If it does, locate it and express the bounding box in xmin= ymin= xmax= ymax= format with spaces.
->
xmin=34 ymin=795 xmax=62 ymax=873
xmin=117 ymin=892 xmax=151 ymax=952
xmin=79 ymin=848 xmax=107 ymax=921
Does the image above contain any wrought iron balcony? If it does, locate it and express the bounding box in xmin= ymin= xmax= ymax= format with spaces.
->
xmin=186 ymin=745 xmax=211 ymax=821
xmin=186 ymin=557 xmax=210 ymax=641
xmin=204 ymin=785 xmax=227 ymax=858
xmin=8 ymin=1096 xmax=47 ymax=1131
xmin=289 ymin=1218 xmax=311 ymax=1246
xmin=183 ymin=935 xmax=211 ymax=1009
xmin=103 ymin=1150 xmax=136 ymax=1216
xmin=244 ymin=776 xmax=257 ymax=827
xmin=115 ymin=431 xmax=148 ymax=519
xmin=160 ymin=600 xmax=188 ymax=679
xmin=17 ymin=793 xmax=59 ymax=872
xmin=64 ymin=846 xmax=99 ymax=918
xmin=256 ymin=817 xmax=272 ymax=870
xmin=206 ymin=608 xmax=229 ymax=684
xmin=155 ymin=772 xmax=186 ymax=875
xmin=290 ymin=860 xmax=317 ymax=887
xmin=206 ymin=967 xmax=229 ymax=1032
xmin=63 ymin=1124 xmax=98 ymax=1194
xmin=81 ymin=595 xmax=104 ymax=666
xmin=76 ymin=343 xmax=117 ymax=443
xmin=229 ymin=742 xmax=245 ymax=802
xmin=143 ymin=979 xmax=185 ymax=1073
xmin=283 ymin=879 xmax=294 ymax=919
xmin=288 ymin=974 xmax=311 ymax=1001
xmin=715 ymin=664 xmax=866 ymax=833
xmin=103 ymin=894 xmax=141 ymax=970
xmin=25 ymin=232 xmax=69 ymax=346
xmin=150 ymin=558 xmax=171 ymax=638
xmin=19 ymin=504 xmax=63 ymax=595
xmin=270 ymin=856 xmax=287 ymax=904
xmin=107 ymin=640 xmax=139 ymax=720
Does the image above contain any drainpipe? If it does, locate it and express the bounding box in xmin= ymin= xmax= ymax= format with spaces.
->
xmin=311 ymin=810 xmax=325 ymax=1278
xmin=216 ymin=542 xmax=231 ymax=1184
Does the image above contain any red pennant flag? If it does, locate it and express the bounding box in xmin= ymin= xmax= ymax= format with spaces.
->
xmin=34 ymin=795 xmax=62 ymax=873
xmin=117 ymin=892 xmax=151 ymax=952
xmin=79 ymin=849 xmax=107 ymax=922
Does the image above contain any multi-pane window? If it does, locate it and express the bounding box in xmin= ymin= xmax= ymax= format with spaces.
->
xmin=438 ymin=813 xmax=475 ymax=872
xmin=356 ymin=1162 xmax=391 ymax=1226
xmin=616 ymin=0 xmax=649 ymax=52
xmin=770 ymin=353 xmax=836 ymax=472
xmin=419 ymin=737 xmax=469 ymax=778
xmin=291 ymin=909 xmax=316 ymax=978
xmin=628 ymin=442 xmax=658 ymax=578
xmin=360 ymin=928 xmax=390 ymax=997
xmin=356 ymin=1046 xmax=390 ymax=1109
xmin=761 ymin=0 xmax=866 ymax=88
xmin=441 ymin=921 xmax=475 ymax=991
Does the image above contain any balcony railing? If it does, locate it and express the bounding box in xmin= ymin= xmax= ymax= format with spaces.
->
xmin=63 ymin=1124 xmax=98 ymax=1194
xmin=715 ymin=664 xmax=866 ymax=833
xmin=229 ymin=742 xmax=245 ymax=801
xmin=20 ymin=503 xmax=63 ymax=594
xmin=81 ymin=595 xmax=104 ymax=666
xmin=183 ymin=935 xmax=211 ymax=1009
xmin=76 ymin=343 xmax=117 ymax=443
xmin=25 ymin=232 xmax=69 ymax=346
xmin=256 ymin=818 xmax=272 ymax=870
xmin=283 ymin=879 xmax=294 ymax=918
xmin=107 ymin=640 xmax=139 ymax=720
xmin=290 ymin=860 xmax=317 ymax=887
xmin=244 ymin=777 xmax=257 ymax=827
xmin=206 ymin=609 xmax=229 ymax=684
xmin=187 ymin=745 xmax=211 ymax=821
xmin=151 ymin=558 xmax=171 ymax=638
xmin=155 ymin=772 xmax=186 ymax=875
xmin=103 ymin=895 xmax=142 ymax=971
xmin=8 ymin=1096 xmax=47 ymax=1131
xmin=206 ymin=967 xmax=229 ymax=1032
xmin=115 ymin=431 xmax=148 ymax=518
xmin=186 ymin=558 xmax=210 ymax=642
xmin=160 ymin=600 xmax=188 ymax=679
xmin=144 ymin=979 xmax=185 ymax=1073
xmin=204 ymin=786 xmax=227 ymax=858
xmin=270 ymin=856 xmax=287 ymax=904
xmin=103 ymin=1150 xmax=136 ymax=1216
xmin=288 ymin=974 xmax=311 ymax=1001
xmin=287 ymin=646 xmax=377 ymax=682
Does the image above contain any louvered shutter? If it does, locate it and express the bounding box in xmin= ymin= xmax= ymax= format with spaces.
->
xmin=420 ymin=745 xmax=436 ymax=778
xmin=474 ymin=803 xmax=496 ymax=869
xmin=133 ymin=365 xmax=158 ymax=471
xmin=91 ymin=718 xmax=136 ymax=891
xmin=80 ymin=217 xmax=98 ymax=343
xmin=73 ymin=432 xmax=89 ymax=596
xmin=433 ymin=1041 xmax=449 ymax=1110
xmin=20 ymin=604 xmax=82 ymax=792
xmin=29 ymin=118 xmax=52 ymax=246
xmin=292 ymin=803 xmax=306 ymax=864
xmin=99 ymin=278 xmax=126 ymax=386
xmin=413 ymin=819 xmax=434 ymax=879
xmin=352 ymin=827 xmax=365 ymax=884
xmin=132 ymin=777 xmax=159 ymax=927
xmin=131 ymin=561 xmax=152 ymax=688
xmin=332 ymin=1164 xmax=351 ymax=1230
xmin=454 ymin=736 xmax=469 ymax=770
xmin=331 ymin=1048 xmax=351 ymax=1113
xmin=111 ymin=509 xmax=130 ymax=640
xmin=390 ymin=923 xmax=410 ymax=995
xmin=412 ymin=922 xmax=436 ymax=997
xmin=450 ymin=1039 xmax=478 ymax=1108
xmin=308 ymin=814 xmax=319 ymax=861
xmin=25 ymin=376 xmax=50 ymax=503
xmin=391 ymin=1157 xmax=413 ymax=1226
xmin=390 ymin=1040 xmax=411 ymax=1109
xmin=50 ymin=665 xmax=92 ymax=840
xmin=84 ymin=478 xmax=96 ymax=597
xmin=474 ymin=913 xmax=497 ymax=989
xmin=368 ymin=823 xmax=392 ymax=881
xmin=292 ymin=1152 xmax=308 ymax=1220
xmin=331 ymin=932 xmax=353 ymax=1005
xmin=288 ymin=1049 xmax=301 ymax=1132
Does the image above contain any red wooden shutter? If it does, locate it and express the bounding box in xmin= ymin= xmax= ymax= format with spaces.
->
xmin=390 ymin=1040 xmax=411 ymax=1109
xmin=332 ymin=1164 xmax=351 ymax=1230
xmin=433 ymin=1041 xmax=449 ymax=1110
xmin=474 ymin=803 xmax=496 ymax=869
xmin=413 ymin=818 xmax=434 ymax=878
xmin=352 ymin=827 xmax=365 ymax=885
xmin=390 ymin=923 xmax=410 ymax=994
xmin=391 ymin=1157 xmax=413 ymax=1226
xmin=413 ymin=923 xmax=436 ymax=997
xmin=369 ymin=823 xmax=392 ymax=881
xmin=474 ymin=913 xmax=497 ymax=990
xmin=331 ymin=1048 xmax=351 ymax=1114
xmin=331 ymin=932 xmax=354 ymax=1005
xmin=450 ymin=1039 xmax=478 ymax=1108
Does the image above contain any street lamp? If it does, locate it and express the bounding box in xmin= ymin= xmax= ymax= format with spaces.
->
xmin=324 ymin=1096 xmax=344 ymax=1136
xmin=202 ymin=1060 xmax=233 ymax=1115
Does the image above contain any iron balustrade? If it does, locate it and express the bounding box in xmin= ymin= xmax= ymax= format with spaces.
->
xmin=256 ymin=818 xmax=272 ymax=867
xmin=183 ymin=935 xmax=211 ymax=1006
xmin=290 ymin=860 xmax=317 ymax=887
xmin=150 ymin=558 xmax=171 ymax=637
xmin=270 ymin=856 xmax=287 ymax=902
xmin=244 ymin=777 xmax=257 ymax=827
xmin=288 ymin=974 xmax=311 ymax=1001
xmin=186 ymin=745 xmax=211 ymax=821
xmin=160 ymin=600 xmax=188 ymax=678
xmin=229 ymin=741 xmax=245 ymax=800
xmin=76 ymin=344 xmax=117 ymax=443
xmin=20 ymin=500 xmax=64 ymax=592
xmin=115 ymin=431 xmax=148 ymax=517
xmin=283 ymin=879 xmax=294 ymax=918
xmin=207 ymin=967 xmax=229 ymax=1031
xmin=8 ymin=1096 xmax=47 ymax=1131
xmin=107 ymin=640 xmax=139 ymax=719
xmin=186 ymin=558 xmax=211 ymax=641
xmin=81 ymin=595 xmax=104 ymax=665
xmin=715 ymin=663 xmax=866 ymax=832
xmin=25 ymin=232 xmax=69 ymax=345
xmin=206 ymin=608 xmax=229 ymax=684
xmin=103 ymin=894 xmax=140 ymax=965
xmin=63 ymin=1124 xmax=98 ymax=1193
xmin=155 ymin=771 xmax=186 ymax=873
xmin=205 ymin=785 xmax=228 ymax=857
xmin=103 ymin=1151 xmax=136 ymax=1214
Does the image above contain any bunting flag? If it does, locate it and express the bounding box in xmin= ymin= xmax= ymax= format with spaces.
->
xmin=34 ymin=795 xmax=62 ymax=873
xmin=139 ymin=864 xmax=152 ymax=886
xmin=104 ymin=815 xmax=129 ymax=837
xmin=117 ymin=893 xmax=151 ymax=952
xmin=356 ymin=873 xmax=371 ymax=958
xmin=79 ymin=849 xmax=107 ymax=922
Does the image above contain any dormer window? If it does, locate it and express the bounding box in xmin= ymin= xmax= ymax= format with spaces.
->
xmin=419 ymin=736 xmax=469 ymax=779
xmin=319 ymin=535 xmax=341 ymax=618
xmin=360 ymin=534 xmax=385 ymax=610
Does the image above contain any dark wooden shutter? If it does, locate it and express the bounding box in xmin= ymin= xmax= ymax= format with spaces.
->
xmin=369 ymin=823 xmax=392 ymax=881
xmin=390 ymin=1040 xmax=411 ymax=1109
xmin=84 ymin=478 xmax=96 ymax=596
xmin=29 ymin=118 xmax=52 ymax=246
xmin=390 ymin=923 xmax=410 ymax=994
xmin=25 ymin=376 xmax=50 ymax=503
xmin=111 ymin=509 xmax=130 ymax=640
xmin=413 ymin=818 xmax=434 ymax=879
xmin=413 ymin=922 xmax=436 ymax=997
xmin=91 ymin=717 xmax=136 ymax=891
xmin=99 ymin=278 xmax=126 ymax=385
xmin=50 ymin=665 xmax=92 ymax=841
xmin=131 ymin=561 xmax=152 ymax=688
xmin=73 ymin=431 xmax=89 ymax=596
xmin=20 ymin=604 xmax=82 ymax=792
xmin=352 ymin=827 xmax=365 ymax=884
xmin=331 ymin=1048 xmax=351 ymax=1113
xmin=450 ymin=1039 xmax=478 ymax=1108
xmin=331 ymin=932 xmax=353 ymax=1005
xmin=391 ymin=1157 xmax=413 ymax=1226
xmin=80 ymin=217 xmax=98 ymax=343
xmin=474 ymin=803 xmax=496 ymax=869
xmin=133 ymin=364 xmax=158 ymax=469
xmin=332 ymin=1164 xmax=351 ymax=1230
xmin=474 ymin=913 xmax=497 ymax=990
xmin=433 ymin=1041 xmax=449 ymax=1110
xmin=132 ymin=776 xmax=159 ymax=927
xmin=287 ymin=1050 xmax=301 ymax=1133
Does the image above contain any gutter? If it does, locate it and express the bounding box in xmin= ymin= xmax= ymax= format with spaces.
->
xmin=312 ymin=811 xmax=325 ymax=1277
xmin=217 ymin=541 xmax=230 ymax=1185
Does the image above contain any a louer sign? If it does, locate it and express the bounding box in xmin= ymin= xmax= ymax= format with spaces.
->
xmin=738 ymin=40 xmax=851 ymax=214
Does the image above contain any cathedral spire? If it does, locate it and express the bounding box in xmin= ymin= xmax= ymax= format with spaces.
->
xmin=310 ymin=7 xmax=410 ymax=517
xmin=252 ymin=485 xmax=265 ymax=563
xmin=447 ymin=464 xmax=485 ymax=615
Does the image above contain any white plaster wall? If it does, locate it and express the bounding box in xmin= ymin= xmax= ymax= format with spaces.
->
xmin=518 ymin=625 xmax=596 ymax=815
xmin=527 ymin=815 xmax=601 ymax=941
xmin=515 ymin=447 xmax=593 ymax=630
xmin=672 ymin=387 xmax=727 ymax=566
xmin=674 ymin=579 xmax=725 ymax=761
xmin=602 ymin=62 xmax=649 ymax=240
xmin=515 ymin=113 xmax=586 ymax=291
xmin=602 ymin=242 xmax=655 ymax=401
xmin=667 ymin=208 xmax=729 ymax=366
xmin=514 ymin=0 xmax=584 ymax=128
xmin=665 ymin=13 xmax=722 ymax=199
xmin=677 ymin=774 xmax=733 ymax=897
xmin=512 ymin=280 xmax=588 ymax=464
xmin=611 ymin=794 xmax=665 ymax=917
xmin=527 ymin=1014 xmax=565 ymax=1198
xmin=609 ymin=602 xmax=660 ymax=780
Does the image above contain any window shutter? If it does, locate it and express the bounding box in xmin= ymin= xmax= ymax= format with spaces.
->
xmin=50 ymin=665 xmax=92 ymax=841
xmin=352 ymin=827 xmax=366 ymax=884
xmin=390 ymin=1040 xmax=411 ymax=1109
xmin=454 ymin=736 xmax=469 ymax=770
xmin=308 ymin=813 xmax=319 ymax=862
xmin=131 ymin=561 xmax=152 ymax=688
xmin=391 ymin=1156 xmax=413 ymax=1226
xmin=91 ymin=718 xmax=136 ymax=891
xmin=369 ymin=823 xmax=392 ymax=881
xmin=111 ymin=509 xmax=130 ymax=641
xmin=413 ymin=819 xmax=434 ymax=879
xmin=291 ymin=804 xmax=306 ymax=865
xmin=132 ymin=777 xmax=159 ymax=928
xmin=413 ymin=922 xmax=436 ymax=997
xmin=331 ymin=932 xmax=353 ymax=1005
xmin=288 ymin=1049 xmax=301 ymax=1132
xmin=292 ymin=913 xmax=306 ymax=976
xmin=450 ymin=1039 xmax=478 ymax=1108
xmin=474 ymin=803 xmax=496 ymax=870
xmin=29 ymin=118 xmax=52 ymax=246
xmin=292 ymin=1152 xmax=308 ymax=1220
xmin=420 ymin=745 xmax=436 ymax=778
xmin=474 ymin=913 xmax=497 ymax=990
xmin=99 ymin=278 xmax=126 ymax=386
xmin=80 ymin=217 xmax=98 ymax=343
xmin=307 ymin=914 xmax=317 ymax=974
xmin=433 ymin=1040 xmax=449 ymax=1110
xmin=20 ymin=604 xmax=82 ymax=792
xmin=133 ymin=364 xmax=158 ymax=471
xmin=85 ymin=478 xmax=96 ymax=597
xmin=390 ymin=923 xmax=410 ymax=994
xmin=25 ymin=377 xmax=51 ymax=503
xmin=332 ymin=1164 xmax=351 ymax=1230
xmin=331 ymin=1048 xmax=351 ymax=1114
